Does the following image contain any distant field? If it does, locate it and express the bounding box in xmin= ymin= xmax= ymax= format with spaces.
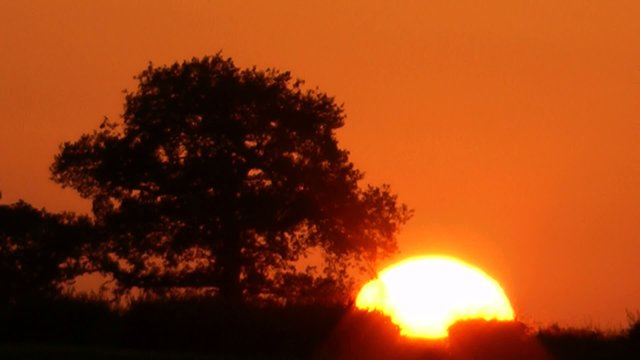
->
xmin=0 ymin=344 xmax=310 ymax=360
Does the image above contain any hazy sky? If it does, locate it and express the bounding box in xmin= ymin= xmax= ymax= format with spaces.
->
xmin=1 ymin=1 xmax=639 ymax=329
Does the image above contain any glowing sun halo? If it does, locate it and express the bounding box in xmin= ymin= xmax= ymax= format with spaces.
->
xmin=356 ymin=256 xmax=515 ymax=339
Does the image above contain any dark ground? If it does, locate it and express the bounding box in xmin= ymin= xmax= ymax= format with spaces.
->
xmin=2 ymin=296 xmax=639 ymax=359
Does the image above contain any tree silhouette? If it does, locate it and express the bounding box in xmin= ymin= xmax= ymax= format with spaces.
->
xmin=0 ymin=201 xmax=91 ymax=305
xmin=51 ymin=55 xmax=411 ymax=304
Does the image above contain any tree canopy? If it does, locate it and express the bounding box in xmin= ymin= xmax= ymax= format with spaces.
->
xmin=51 ymin=55 xmax=411 ymax=304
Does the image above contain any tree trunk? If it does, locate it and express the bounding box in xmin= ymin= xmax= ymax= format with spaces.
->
xmin=217 ymin=188 xmax=243 ymax=304
xmin=217 ymin=165 xmax=245 ymax=304
xmin=218 ymin=229 xmax=243 ymax=304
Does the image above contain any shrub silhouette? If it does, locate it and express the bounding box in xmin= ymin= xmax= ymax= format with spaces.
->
xmin=537 ymin=323 xmax=640 ymax=360
xmin=0 ymin=201 xmax=91 ymax=306
xmin=448 ymin=319 xmax=549 ymax=360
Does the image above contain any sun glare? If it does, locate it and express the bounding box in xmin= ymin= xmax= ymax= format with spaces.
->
xmin=356 ymin=256 xmax=515 ymax=339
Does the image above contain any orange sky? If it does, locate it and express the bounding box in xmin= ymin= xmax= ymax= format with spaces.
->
xmin=1 ymin=1 xmax=639 ymax=329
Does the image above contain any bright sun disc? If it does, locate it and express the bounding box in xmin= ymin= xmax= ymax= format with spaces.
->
xmin=356 ymin=256 xmax=515 ymax=339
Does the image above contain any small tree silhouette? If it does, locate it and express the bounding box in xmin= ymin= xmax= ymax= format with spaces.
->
xmin=51 ymin=54 xmax=411 ymax=304
xmin=0 ymin=201 xmax=91 ymax=305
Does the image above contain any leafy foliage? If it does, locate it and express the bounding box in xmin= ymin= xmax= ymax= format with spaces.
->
xmin=51 ymin=54 xmax=411 ymax=303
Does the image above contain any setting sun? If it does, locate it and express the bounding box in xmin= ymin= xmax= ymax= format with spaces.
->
xmin=356 ymin=256 xmax=515 ymax=339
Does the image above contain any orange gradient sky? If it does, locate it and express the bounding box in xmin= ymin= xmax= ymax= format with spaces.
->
xmin=1 ymin=1 xmax=639 ymax=329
